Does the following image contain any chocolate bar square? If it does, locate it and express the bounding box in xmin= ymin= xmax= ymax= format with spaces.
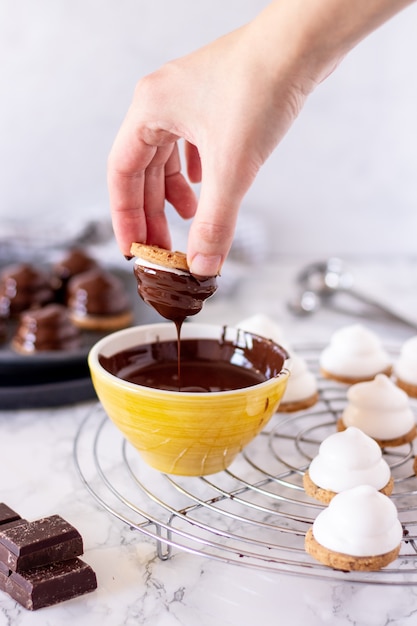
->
xmin=0 ymin=557 xmax=97 ymax=610
xmin=0 ymin=503 xmax=21 ymax=527
xmin=0 ymin=515 xmax=83 ymax=572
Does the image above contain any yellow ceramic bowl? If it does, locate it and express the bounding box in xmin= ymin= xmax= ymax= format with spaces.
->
xmin=88 ymin=323 xmax=290 ymax=476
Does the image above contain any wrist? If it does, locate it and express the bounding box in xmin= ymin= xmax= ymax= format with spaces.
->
xmin=249 ymin=0 xmax=415 ymax=88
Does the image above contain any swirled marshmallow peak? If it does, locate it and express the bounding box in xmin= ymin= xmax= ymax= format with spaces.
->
xmin=308 ymin=427 xmax=391 ymax=492
xmin=319 ymin=324 xmax=391 ymax=380
xmin=342 ymin=374 xmax=415 ymax=440
xmin=312 ymin=485 xmax=403 ymax=557
xmin=237 ymin=314 xmax=317 ymax=403
xmin=281 ymin=352 xmax=317 ymax=404
xmin=394 ymin=335 xmax=417 ymax=386
xmin=237 ymin=314 xmax=287 ymax=347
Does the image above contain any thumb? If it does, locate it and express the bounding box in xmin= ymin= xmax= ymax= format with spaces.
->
xmin=187 ymin=150 xmax=258 ymax=276
xmin=187 ymin=199 xmax=239 ymax=277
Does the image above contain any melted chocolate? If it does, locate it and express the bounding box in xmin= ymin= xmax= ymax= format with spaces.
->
xmin=133 ymin=264 xmax=217 ymax=327
xmin=99 ymin=334 xmax=287 ymax=392
xmin=133 ymin=262 xmax=218 ymax=385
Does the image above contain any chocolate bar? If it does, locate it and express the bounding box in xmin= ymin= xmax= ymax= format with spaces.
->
xmin=0 ymin=503 xmax=21 ymax=527
xmin=0 ymin=515 xmax=83 ymax=572
xmin=0 ymin=557 xmax=97 ymax=610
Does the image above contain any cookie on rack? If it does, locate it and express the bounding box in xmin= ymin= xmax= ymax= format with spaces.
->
xmin=278 ymin=352 xmax=319 ymax=412
xmin=305 ymin=485 xmax=402 ymax=571
xmin=393 ymin=335 xmax=417 ymax=399
xmin=319 ymin=324 xmax=391 ymax=384
xmin=303 ymin=427 xmax=393 ymax=504
xmin=237 ymin=314 xmax=318 ymax=412
xmin=337 ymin=374 xmax=417 ymax=448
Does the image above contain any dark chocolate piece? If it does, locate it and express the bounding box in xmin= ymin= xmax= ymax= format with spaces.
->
xmin=0 ymin=515 xmax=83 ymax=572
xmin=0 ymin=557 xmax=97 ymax=610
xmin=0 ymin=519 xmax=27 ymax=532
xmin=0 ymin=503 xmax=21 ymax=527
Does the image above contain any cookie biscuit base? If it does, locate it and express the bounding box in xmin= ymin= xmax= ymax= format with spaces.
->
xmin=278 ymin=392 xmax=319 ymax=413
xmin=303 ymin=470 xmax=394 ymax=505
xmin=413 ymin=456 xmax=417 ymax=476
xmin=395 ymin=378 xmax=417 ymax=399
xmin=337 ymin=417 xmax=417 ymax=448
xmin=305 ymin=527 xmax=400 ymax=571
xmin=130 ymin=243 xmax=190 ymax=272
xmin=70 ymin=310 xmax=133 ymax=331
xmin=320 ymin=366 xmax=392 ymax=385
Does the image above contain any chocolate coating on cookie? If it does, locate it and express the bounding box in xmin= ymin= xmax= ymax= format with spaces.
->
xmin=67 ymin=268 xmax=133 ymax=330
xmin=0 ymin=263 xmax=54 ymax=317
xmin=12 ymin=303 xmax=81 ymax=353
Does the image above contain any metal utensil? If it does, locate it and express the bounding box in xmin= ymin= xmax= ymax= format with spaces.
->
xmin=288 ymin=257 xmax=417 ymax=331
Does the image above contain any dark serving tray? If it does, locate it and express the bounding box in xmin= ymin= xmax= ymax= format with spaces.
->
xmin=0 ymin=267 xmax=160 ymax=409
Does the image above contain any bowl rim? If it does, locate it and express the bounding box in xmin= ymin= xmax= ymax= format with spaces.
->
xmin=88 ymin=322 xmax=290 ymax=397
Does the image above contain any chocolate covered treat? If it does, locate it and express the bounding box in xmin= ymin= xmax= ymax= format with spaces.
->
xmin=131 ymin=243 xmax=217 ymax=326
xmin=67 ymin=268 xmax=133 ymax=330
xmin=0 ymin=558 xmax=97 ymax=611
xmin=11 ymin=303 xmax=81 ymax=354
xmin=0 ymin=313 xmax=7 ymax=343
xmin=0 ymin=515 xmax=83 ymax=572
xmin=0 ymin=263 xmax=54 ymax=317
xmin=52 ymin=248 xmax=98 ymax=301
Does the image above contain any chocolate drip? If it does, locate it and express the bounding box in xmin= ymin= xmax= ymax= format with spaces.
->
xmin=133 ymin=265 xmax=217 ymax=326
xmin=133 ymin=263 xmax=217 ymax=386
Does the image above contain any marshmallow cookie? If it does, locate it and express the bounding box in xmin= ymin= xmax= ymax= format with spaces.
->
xmin=320 ymin=324 xmax=391 ymax=384
xmin=303 ymin=427 xmax=393 ymax=504
xmin=393 ymin=335 xmax=417 ymax=399
xmin=338 ymin=374 xmax=417 ymax=447
xmin=237 ymin=314 xmax=318 ymax=412
xmin=279 ymin=353 xmax=319 ymax=412
xmin=305 ymin=485 xmax=402 ymax=571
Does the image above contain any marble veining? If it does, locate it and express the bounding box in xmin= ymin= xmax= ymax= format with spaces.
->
xmin=1 ymin=257 xmax=417 ymax=625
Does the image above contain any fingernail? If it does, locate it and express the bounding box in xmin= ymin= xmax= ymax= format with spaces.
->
xmin=189 ymin=254 xmax=222 ymax=277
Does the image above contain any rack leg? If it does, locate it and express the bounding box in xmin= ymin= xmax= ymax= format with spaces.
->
xmin=154 ymin=523 xmax=173 ymax=561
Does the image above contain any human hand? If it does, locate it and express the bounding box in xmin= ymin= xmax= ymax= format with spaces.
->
xmin=107 ymin=12 xmax=319 ymax=275
xmin=108 ymin=0 xmax=413 ymax=276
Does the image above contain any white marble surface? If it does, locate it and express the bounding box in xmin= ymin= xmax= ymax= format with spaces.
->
xmin=1 ymin=257 xmax=417 ymax=625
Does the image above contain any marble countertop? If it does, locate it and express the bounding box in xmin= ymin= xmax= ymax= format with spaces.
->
xmin=1 ymin=256 xmax=417 ymax=626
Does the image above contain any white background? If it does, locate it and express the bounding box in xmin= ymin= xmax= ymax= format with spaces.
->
xmin=0 ymin=0 xmax=416 ymax=259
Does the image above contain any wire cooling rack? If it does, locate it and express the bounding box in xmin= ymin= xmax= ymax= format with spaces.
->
xmin=73 ymin=343 xmax=417 ymax=586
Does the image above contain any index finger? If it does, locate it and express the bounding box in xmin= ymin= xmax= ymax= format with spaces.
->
xmin=107 ymin=118 xmax=158 ymax=257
